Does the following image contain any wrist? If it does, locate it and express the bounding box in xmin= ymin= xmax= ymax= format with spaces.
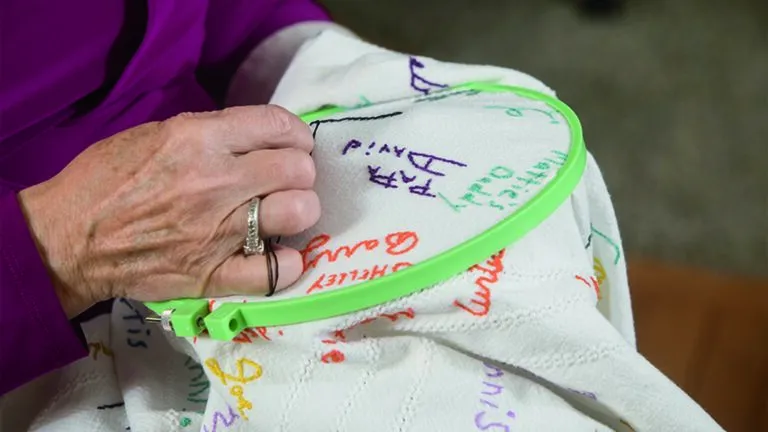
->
xmin=17 ymin=182 xmax=98 ymax=318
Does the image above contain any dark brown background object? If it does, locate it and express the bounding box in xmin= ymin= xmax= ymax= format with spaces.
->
xmin=630 ymin=258 xmax=768 ymax=432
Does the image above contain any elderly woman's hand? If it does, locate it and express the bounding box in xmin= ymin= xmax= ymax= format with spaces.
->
xmin=18 ymin=106 xmax=320 ymax=318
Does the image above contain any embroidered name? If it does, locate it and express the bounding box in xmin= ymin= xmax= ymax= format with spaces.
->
xmin=439 ymin=150 xmax=567 ymax=213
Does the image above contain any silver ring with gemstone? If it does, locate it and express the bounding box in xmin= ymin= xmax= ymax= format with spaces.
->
xmin=243 ymin=197 xmax=265 ymax=256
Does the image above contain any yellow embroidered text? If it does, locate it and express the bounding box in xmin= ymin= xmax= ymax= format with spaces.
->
xmin=205 ymin=358 xmax=263 ymax=420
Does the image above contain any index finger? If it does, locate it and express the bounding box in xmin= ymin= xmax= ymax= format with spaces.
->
xmin=196 ymin=105 xmax=314 ymax=155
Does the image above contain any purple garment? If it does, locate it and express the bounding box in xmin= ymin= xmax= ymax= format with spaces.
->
xmin=0 ymin=0 xmax=330 ymax=395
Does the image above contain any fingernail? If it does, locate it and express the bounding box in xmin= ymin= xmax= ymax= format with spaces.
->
xmin=273 ymin=246 xmax=302 ymax=291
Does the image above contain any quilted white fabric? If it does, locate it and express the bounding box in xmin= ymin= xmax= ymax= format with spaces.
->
xmin=0 ymin=30 xmax=722 ymax=432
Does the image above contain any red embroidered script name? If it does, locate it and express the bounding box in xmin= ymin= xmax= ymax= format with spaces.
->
xmin=575 ymin=274 xmax=601 ymax=299
xmin=307 ymin=262 xmax=412 ymax=294
xmin=300 ymin=231 xmax=419 ymax=271
xmin=320 ymin=308 xmax=416 ymax=364
xmin=233 ymin=326 xmax=284 ymax=344
xmin=454 ymin=249 xmax=506 ymax=317
xmin=300 ymin=231 xmax=420 ymax=294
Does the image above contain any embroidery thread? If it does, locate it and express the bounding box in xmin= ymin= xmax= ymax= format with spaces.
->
xmin=439 ymin=150 xmax=567 ymax=213
xmin=409 ymin=56 xmax=447 ymax=95
xmin=202 ymin=406 xmax=240 ymax=432
xmin=454 ymin=249 xmax=506 ymax=317
xmin=204 ymin=358 xmax=263 ymax=420
xmin=474 ymin=362 xmax=516 ymax=431
xmin=320 ymin=308 xmax=416 ymax=363
xmin=300 ymin=231 xmax=419 ymax=272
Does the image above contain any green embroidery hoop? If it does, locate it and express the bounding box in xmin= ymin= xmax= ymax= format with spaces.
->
xmin=144 ymin=81 xmax=586 ymax=340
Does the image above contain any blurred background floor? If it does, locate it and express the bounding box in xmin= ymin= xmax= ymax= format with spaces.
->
xmin=319 ymin=0 xmax=768 ymax=277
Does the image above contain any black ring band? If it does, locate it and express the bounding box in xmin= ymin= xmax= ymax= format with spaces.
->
xmin=264 ymin=240 xmax=279 ymax=297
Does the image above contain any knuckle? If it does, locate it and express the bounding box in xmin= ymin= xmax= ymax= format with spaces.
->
xmin=297 ymin=128 xmax=315 ymax=154
xmin=261 ymin=104 xmax=296 ymax=136
xmin=112 ymin=121 xmax=164 ymax=149
xmin=160 ymin=115 xmax=192 ymax=139
xmin=293 ymin=151 xmax=316 ymax=186
xmin=265 ymin=157 xmax=290 ymax=183
xmin=302 ymin=191 xmax=322 ymax=225
xmin=218 ymin=106 xmax=242 ymax=116
xmin=270 ymin=150 xmax=315 ymax=187
xmin=133 ymin=120 xmax=164 ymax=135
xmin=161 ymin=115 xmax=213 ymax=152
xmin=281 ymin=202 xmax=305 ymax=233
xmin=166 ymin=111 xmax=204 ymax=129
xmin=173 ymin=111 xmax=200 ymax=120
xmin=282 ymin=193 xmax=318 ymax=232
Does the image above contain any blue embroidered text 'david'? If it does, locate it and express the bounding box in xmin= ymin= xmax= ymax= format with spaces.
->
xmin=342 ymin=139 xmax=468 ymax=199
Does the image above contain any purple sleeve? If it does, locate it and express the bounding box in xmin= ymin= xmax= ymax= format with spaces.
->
xmin=197 ymin=0 xmax=332 ymax=103
xmin=0 ymin=186 xmax=87 ymax=396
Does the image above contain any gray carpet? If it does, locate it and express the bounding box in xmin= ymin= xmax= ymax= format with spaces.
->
xmin=320 ymin=0 xmax=768 ymax=276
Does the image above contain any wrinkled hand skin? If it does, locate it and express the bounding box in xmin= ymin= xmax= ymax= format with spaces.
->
xmin=18 ymin=105 xmax=321 ymax=318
